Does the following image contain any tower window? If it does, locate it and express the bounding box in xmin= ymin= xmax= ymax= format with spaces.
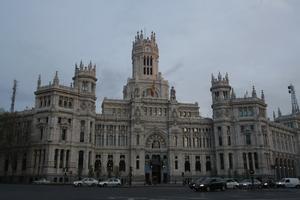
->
xmin=144 ymin=67 xmax=146 ymax=75
xmin=144 ymin=56 xmax=146 ymax=66
xmin=150 ymin=67 xmax=152 ymax=75
xmin=150 ymin=57 xmax=153 ymax=66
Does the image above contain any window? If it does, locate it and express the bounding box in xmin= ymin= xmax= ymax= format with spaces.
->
xmin=22 ymin=153 xmax=27 ymax=170
xmin=136 ymin=156 xmax=140 ymax=169
xmin=54 ymin=149 xmax=58 ymax=168
xmin=80 ymin=132 xmax=84 ymax=142
xmin=206 ymin=156 xmax=211 ymax=171
xmin=229 ymin=153 xmax=233 ymax=169
xmin=136 ymin=134 xmax=140 ymax=145
xmin=119 ymin=155 xmax=126 ymax=172
xmin=40 ymin=128 xmax=43 ymax=140
xmin=59 ymin=150 xmax=64 ymax=168
xmin=61 ymin=128 xmax=67 ymax=141
xmin=175 ymin=156 xmax=178 ymax=170
xmin=184 ymin=156 xmax=190 ymax=172
xmin=243 ymin=153 xmax=247 ymax=169
xmin=219 ymin=153 xmax=224 ymax=170
xmin=248 ymin=153 xmax=253 ymax=170
xmin=219 ymin=136 xmax=223 ymax=146
xmin=107 ymin=155 xmax=113 ymax=172
xmin=254 ymin=152 xmax=259 ymax=169
xmin=195 ymin=156 xmax=201 ymax=171
xmin=227 ymin=136 xmax=231 ymax=146
xmin=246 ymin=134 xmax=251 ymax=145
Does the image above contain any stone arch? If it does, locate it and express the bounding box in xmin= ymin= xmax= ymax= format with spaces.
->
xmin=145 ymin=134 xmax=167 ymax=149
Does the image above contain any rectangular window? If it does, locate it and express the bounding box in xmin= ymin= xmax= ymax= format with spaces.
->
xmin=248 ymin=152 xmax=253 ymax=170
xmin=54 ymin=149 xmax=58 ymax=168
xmin=228 ymin=136 xmax=231 ymax=146
xmin=229 ymin=153 xmax=233 ymax=169
xmin=22 ymin=153 xmax=27 ymax=170
xmin=40 ymin=128 xmax=43 ymax=140
xmin=136 ymin=134 xmax=140 ymax=145
xmin=80 ymin=132 xmax=84 ymax=142
xmin=175 ymin=160 xmax=178 ymax=170
xmin=206 ymin=156 xmax=211 ymax=171
xmin=246 ymin=134 xmax=251 ymax=145
xmin=243 ymin=153 xmax=247 ymax=169
xmin=78 ymin=151 xmax=84 ymax=170
xmin=61 ymin=128 xmax=67 ymax=141
xmin=59 ymin=150 xmax=64 ymax=168
xmin=219 ymin=153 xmax=224 ymax=170
xmin=219 ymin=136 xmax=223 ymax=146
xmin=195 ymin=156 xmax=201 ymax=171
xmin=254 ymin=152 xmax=259 ymax=169
xmin=136 ymin=160 xmax=140 ymax=169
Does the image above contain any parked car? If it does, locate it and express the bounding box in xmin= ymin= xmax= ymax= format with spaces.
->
xmin=262 ymin=179 xmax=276 ymax=188
xmin=32 ymin=178 xmax=51 ymax=184
xmin=193 ymin=177 xmax=226 ymax=192
xmin=225 ymin=179 xmax=239 ymax=189
xmin=189 ymin=177 xmax=207 ymax=190
xmin=73 ymin=178 xmax=98 ymax=187
xmin=276 ymin=178 xmax=300 ymax=188
xmin=239 ymin=179 xmax=262 ymax=189
xmin=98 ymin=178 xmax=121 ymax=187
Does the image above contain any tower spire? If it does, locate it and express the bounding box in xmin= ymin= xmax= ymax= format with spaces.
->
xmin=53 ymin=71 xmax=59 ymax=86
xmin=231 ymin=88 xmax=236 ymax=99
xmin=261 ymin=90 xmax=265 ymax=101
xmin=10 ymin=79 xmax=17 ymax=113
xmin=37 ymin=74 xmax=41 ymax=89
xmin=288 ymin=84 xmax=300 ymax=114
xmin=252 ymin=86 xmax=257 ymax=98
xmin=278 ymin=107 xmax=282 ymax=117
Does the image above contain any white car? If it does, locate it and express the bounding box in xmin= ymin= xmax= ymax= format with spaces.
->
xmin=73 ymin=178 xmax=99 ymax=187
xmin=98 ymin=178 xmax=121 ymax=187
xmin=32 ymin=178 xmax=51 ymax=184
xmin=276 ymin=178 xmax=300 ymax=188
xmin=226 ymin=179 xmax=239 ymax=189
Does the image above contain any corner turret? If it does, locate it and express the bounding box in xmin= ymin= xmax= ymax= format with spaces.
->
xmin=210 ymin=72 xmax=231 ymax=103
xmin=73 ymin=60 xmax=97 ymax=95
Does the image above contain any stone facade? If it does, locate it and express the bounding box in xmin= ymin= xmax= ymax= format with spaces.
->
xmin=0 ymin=31 xmax=299 ymax=184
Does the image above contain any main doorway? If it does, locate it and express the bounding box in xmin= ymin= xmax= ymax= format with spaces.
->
xmin=151 ymin=155 xmax=161 ymax=184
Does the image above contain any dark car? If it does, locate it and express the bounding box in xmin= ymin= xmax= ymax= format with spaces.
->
xmin=193 ymin=177 xmax=226 ymax=192
xmin=262 ymin=179 xmax=276 ymax=188
xmin=189 ymin=177 xmax=207 ymax=190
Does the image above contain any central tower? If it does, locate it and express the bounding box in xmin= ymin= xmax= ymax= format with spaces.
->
xmin=132 ymin=31 xmax=159 ymax=80
xmin=123 ymin=30 xmax=169 ymax=100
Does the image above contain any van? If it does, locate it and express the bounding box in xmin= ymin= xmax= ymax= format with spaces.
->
xmin=276 ymin=178 xmax=300 ymax=188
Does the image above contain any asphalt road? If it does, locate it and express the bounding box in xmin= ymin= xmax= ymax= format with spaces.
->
xmin=1 ymin=184 xmax=300 ymax=200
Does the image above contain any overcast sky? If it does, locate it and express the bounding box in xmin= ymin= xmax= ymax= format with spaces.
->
xmin=0 ymin=0 xmax=299 ymax=118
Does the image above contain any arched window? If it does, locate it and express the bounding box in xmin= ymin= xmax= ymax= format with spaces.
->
xmin=150 ymin=56 xmax=153 ymax=66
xmin=144 ymin=56 xmax=146 ymax=66
xmin=147 ymin=56 xmax=149 ymax=66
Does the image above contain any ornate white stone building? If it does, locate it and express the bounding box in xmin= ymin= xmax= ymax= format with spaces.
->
xmin=0 ymin=31 xmax=299 ymax=184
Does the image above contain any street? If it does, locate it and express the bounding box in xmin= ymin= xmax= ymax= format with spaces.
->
xmin=1 ymin=184 xmax=300 ymax=200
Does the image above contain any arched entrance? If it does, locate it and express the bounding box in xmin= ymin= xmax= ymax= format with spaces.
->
xmin=151 ymin=154 xmax=161 ymax=184
xmin=145 ymin=133 xmax=168 ymax=184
